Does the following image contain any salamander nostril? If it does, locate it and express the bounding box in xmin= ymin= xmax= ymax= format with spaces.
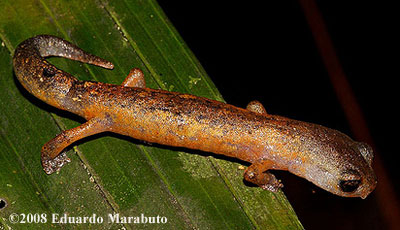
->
xmin=339 ymin=179 xmax=361 ymax=193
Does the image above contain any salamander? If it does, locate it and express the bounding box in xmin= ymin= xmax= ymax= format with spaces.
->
xmin=13 ymin=35 xmax=377 ymax=198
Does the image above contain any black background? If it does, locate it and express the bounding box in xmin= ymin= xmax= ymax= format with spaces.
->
xmin=158 ymin=1 xmax=397 ymax=230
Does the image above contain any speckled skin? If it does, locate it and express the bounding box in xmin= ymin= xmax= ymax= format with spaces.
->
xmin=13 ymin=35 xmax=377 ymax=198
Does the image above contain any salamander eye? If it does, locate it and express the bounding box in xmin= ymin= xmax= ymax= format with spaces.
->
xmin=43 ymin=68 xmax=56 ymax=77
xmin=340 ymin=179 xmax=361 ymax=193
xmin=339 ymin=169 xmax=362 ymax=193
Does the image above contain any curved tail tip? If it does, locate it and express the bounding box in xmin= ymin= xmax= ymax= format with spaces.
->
xmin=99 ymin=61 xmax=114 ymax=70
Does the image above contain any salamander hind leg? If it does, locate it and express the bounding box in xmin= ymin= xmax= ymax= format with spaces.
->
xmin=244 ymin=161 xmax=283 ymax=192
xmin=122 ymin=68 xmax=146 ymax=88
xmin=41 ymin=116 xmax=110 ymax=174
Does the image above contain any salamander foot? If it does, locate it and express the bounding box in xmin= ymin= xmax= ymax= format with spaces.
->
xmin=40 ymin=117 xmax=109 ymax=175
xmin=244 ymin=161 xmax=284 ymax=192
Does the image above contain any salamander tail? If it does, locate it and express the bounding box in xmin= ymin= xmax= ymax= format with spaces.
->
xmin=32 ymin=35 xmax=114 ymax=69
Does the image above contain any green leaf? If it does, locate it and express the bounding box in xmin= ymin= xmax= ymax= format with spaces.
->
xmin=0 ymin=0 xmax=303 ymax=229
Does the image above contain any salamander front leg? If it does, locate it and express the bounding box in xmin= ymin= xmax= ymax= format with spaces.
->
xmin=244 ymin=100 xmax=283 ymax=191
xmin=244 ymin=161 xmax=283 ymax=192
xmin=41 ymin=117 xmax=109 ymax=174
xmin=122 ymin=68 xmax=146 ymax=88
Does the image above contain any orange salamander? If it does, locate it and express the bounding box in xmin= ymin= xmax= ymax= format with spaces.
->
xmin=13 ymin=35 xmax=377 ymax=198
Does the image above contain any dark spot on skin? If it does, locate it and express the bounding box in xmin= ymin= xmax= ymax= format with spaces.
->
xmin=103 ymin=113 xmax=115 ymax=126
xmin=197 ymin=114 xmax=206 ymax=120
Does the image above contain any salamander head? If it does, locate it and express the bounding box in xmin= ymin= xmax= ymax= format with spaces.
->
xmin=335 ymin=142 xmax=377 ymax=199
xmin=296 ymin=129 xmax=377 ymax=199
xmin=287 ymin=123 xmax=377 ymax=199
